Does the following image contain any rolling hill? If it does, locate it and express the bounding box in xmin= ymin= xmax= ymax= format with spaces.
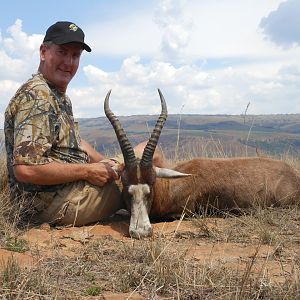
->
xmin=76 ymin=113 xmax=300 ymax=160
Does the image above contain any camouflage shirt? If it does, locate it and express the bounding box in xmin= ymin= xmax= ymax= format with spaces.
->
xmin=4 ymin=73 xmax=89 ymax=193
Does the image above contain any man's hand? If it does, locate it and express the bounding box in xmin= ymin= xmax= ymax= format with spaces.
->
xmin=85 ymin=162 xmax=119 ymax=186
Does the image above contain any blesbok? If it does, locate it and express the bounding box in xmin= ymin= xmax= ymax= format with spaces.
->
xmin=104 ymin=90 xmax=300 ymax=239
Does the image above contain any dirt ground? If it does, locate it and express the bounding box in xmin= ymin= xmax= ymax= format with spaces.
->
xmin=1 ymin=208 xmax=300 ymax=299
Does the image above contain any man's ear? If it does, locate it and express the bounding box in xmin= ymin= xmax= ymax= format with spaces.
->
xmin=40 ymin=44 xmax=46 ymax=61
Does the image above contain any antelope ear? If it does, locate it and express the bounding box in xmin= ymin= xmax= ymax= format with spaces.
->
xmin=154 ymin=167 xmax=192 ymax=178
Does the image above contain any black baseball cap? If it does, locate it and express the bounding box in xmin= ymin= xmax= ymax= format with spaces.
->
xmin=43 ymin=21 xmax=91 ymax=52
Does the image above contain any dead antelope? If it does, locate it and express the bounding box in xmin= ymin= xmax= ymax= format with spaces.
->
xmin=105 ymin=90 xmax=300 ymax=239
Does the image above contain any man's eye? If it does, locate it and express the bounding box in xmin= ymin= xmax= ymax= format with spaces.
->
xmin=73 ymin=53 xmax=81 ymax=59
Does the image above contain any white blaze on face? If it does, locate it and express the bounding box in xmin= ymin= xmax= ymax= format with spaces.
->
xmin=128 ymin=184 xmax=153 ymax=239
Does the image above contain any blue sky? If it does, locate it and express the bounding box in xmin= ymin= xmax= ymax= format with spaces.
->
xmin=1 ymin=0 xmax=300 ymax=127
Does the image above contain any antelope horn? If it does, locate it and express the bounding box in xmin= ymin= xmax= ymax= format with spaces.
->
xmin=104 ymin=90 xmax=137 ymax=167
xmin=140 ymin=89 xmax=168 ymax=168
xmin=154 ymin=167 xmax=192 ymax=178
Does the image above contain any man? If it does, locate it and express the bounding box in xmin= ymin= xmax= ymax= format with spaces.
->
xmin=4 ymin=21 xmax=164 ymax=226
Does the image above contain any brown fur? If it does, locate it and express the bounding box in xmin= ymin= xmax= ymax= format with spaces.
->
xmin=150 ymin=157 xmax=300 ymax=218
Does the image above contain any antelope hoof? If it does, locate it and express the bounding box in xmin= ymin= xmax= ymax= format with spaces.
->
xmin=129 ymin=226 xmax=153 ymax=239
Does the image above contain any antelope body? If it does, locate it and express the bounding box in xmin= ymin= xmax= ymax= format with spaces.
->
xmin=104 ymin=90 xmax=300 ymax=239
xmin=150 ymin=157 xmax=300 ymax=219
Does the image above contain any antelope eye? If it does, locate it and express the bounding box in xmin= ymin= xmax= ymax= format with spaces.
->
xmin=141 ymin=185 xmax=150 ymax=195
xmin=128 ymin=185 xmax=134 ymax=195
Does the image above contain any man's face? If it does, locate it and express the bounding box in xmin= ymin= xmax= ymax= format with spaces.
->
xmin=40 ymin=43 xmax=82 ymax=92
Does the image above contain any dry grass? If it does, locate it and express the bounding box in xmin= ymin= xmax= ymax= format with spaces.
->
xmin=0 ymin=148 xmax=300 ymax=299
xmin=0 ymin=230 xmax=299 ymax=299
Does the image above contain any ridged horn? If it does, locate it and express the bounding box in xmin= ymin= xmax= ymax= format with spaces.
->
xmin=140 ymin=89 xmax=168 ymax=167
xmin=104 ymin=90 xmax=137 ymax=167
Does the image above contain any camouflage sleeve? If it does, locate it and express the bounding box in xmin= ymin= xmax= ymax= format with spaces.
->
xmin=12 ymin=87 xmax=57 ymax=166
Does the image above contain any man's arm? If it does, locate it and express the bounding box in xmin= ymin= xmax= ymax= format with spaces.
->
xmin=13 ymin=137 xmax=119 ymax=187
xmin=13 ymin=161 xmax=118 ymax=187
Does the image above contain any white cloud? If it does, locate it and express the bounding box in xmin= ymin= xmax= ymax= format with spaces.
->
xmin=0 ymin=50 xmax=26 ymax=81
xmin=66 ymin=54 xmax=300 ymax=118
xmin=0 ymin=19 xmax=43 ymax=127
xmin=0 ymin=19 xmax=42 ymax=81
xmin=0 ymin=79 xmax=20 ymax=95
xmin=154 ymin=0 xmax=192 ymax=62
xmin=83 ymin=65 xmax=111 ymax=84
xmin=3 ymin=19 xmax=41 ymax=56
xmin=0 ymin=79 xmax=21 ymax=127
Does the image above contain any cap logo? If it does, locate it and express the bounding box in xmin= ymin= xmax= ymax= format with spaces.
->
xmin=69 ymin=24 xmax=78 ymax=32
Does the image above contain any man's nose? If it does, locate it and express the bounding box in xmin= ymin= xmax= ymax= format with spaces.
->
xmin=64 ymin=54 xmax=73 ymax=65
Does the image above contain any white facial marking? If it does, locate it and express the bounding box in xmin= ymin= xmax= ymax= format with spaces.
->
xmin=128 ymin=184 xmax=152 ymax=239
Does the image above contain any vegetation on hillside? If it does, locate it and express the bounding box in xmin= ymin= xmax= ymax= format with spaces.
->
xmin=77 ymin=113 xmax=300 ymax=159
